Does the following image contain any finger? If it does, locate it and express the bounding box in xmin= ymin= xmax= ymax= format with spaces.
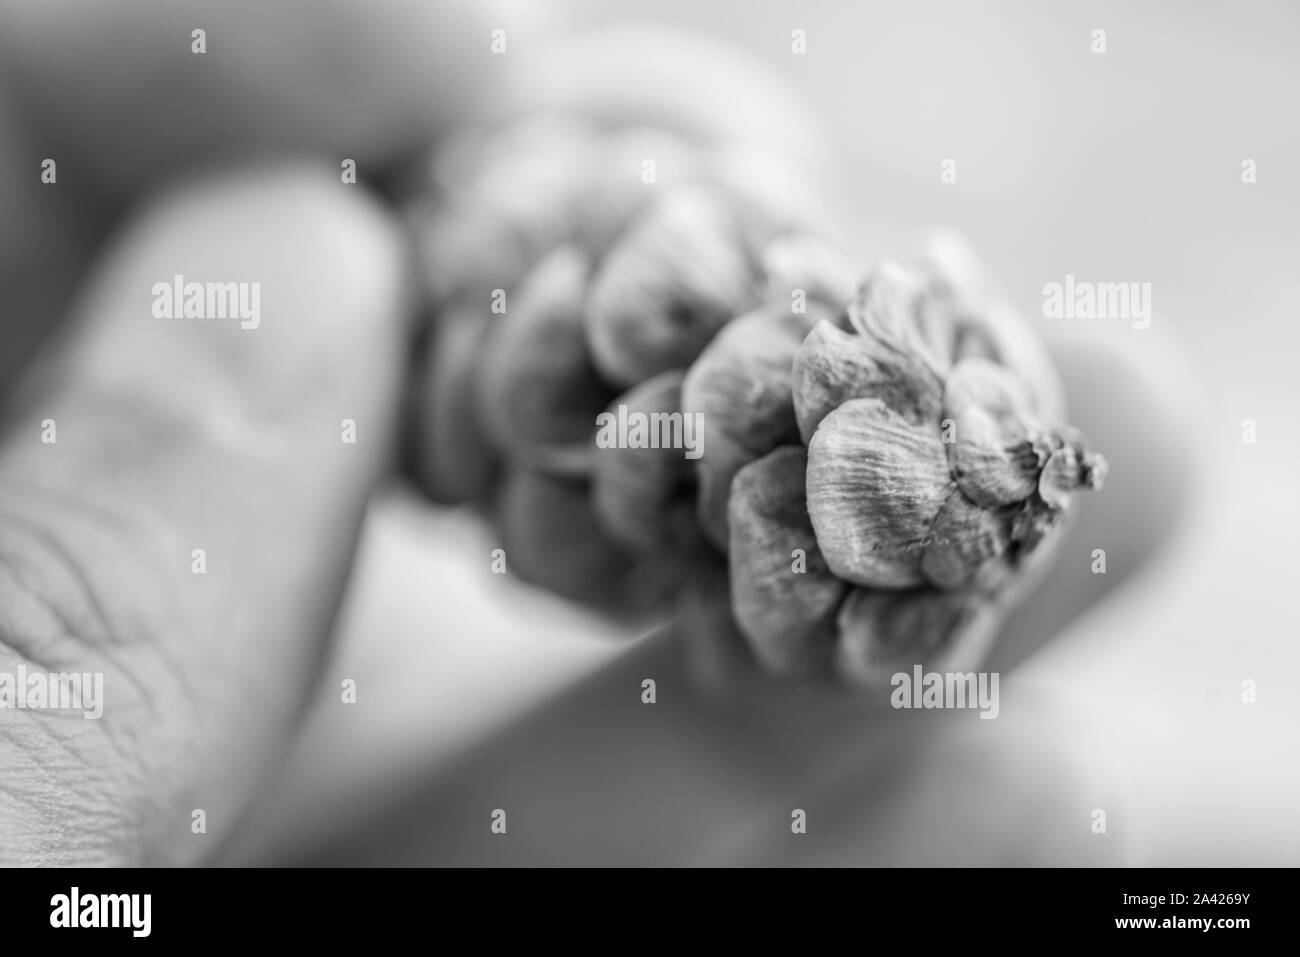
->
xmin=0 ymin=163 xmax=410 ymax=864
xmin=0 ymin=0 xmax=502 ymax=200
xmin=0 ymin=0 xmax=498 ymax=396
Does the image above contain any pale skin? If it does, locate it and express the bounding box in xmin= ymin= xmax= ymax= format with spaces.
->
xmin=0 ymin=2 xmax=1195 ymax=865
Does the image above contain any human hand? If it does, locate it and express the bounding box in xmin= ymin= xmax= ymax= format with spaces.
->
xmin=0 ymin=1 xmax=843 ymax=865
xmin=0 ymin=0 xmax=498 ymax=865
xmin=0 ymin=2 xmax=1200 ymax=868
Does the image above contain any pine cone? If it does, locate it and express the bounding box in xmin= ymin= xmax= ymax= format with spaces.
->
xmin=403 ymin=117 xmax=1106 ymax=687
xmin=719 ymin=239 xmax=1107 ymax=687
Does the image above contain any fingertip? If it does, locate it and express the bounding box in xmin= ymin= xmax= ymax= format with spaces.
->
xmin=60 ymin=161 xmax=414 ymax=406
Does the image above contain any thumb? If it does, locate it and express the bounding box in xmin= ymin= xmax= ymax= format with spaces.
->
xmin=0 ymin=164 xmax=410 ymax=864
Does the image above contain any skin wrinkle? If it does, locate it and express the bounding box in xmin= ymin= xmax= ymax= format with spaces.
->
xmin=0 ymin=397 xmax=237 ymax=714
xmin=0 ymin=685 xmax=150 ymax=865
xmin=0 ymin=468 xmax=181 ymax=593
xmin=0 ymin=693 xmax=169 ymax=867
xmin=0 ymin=500 xmax=196 ymax=866
xmin=0 ymin=511 xmax=163 ymax=710
xmin=2 ymin=510 xmax=131 ymax=645
xmin=0 ymin=550 xmax=62 ymax=671
xmin=0 ymin=555 xmax=162 ymax=763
